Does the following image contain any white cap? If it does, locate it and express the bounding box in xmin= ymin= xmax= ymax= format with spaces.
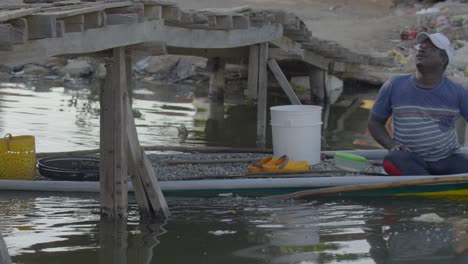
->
xmin=416 ymin=32 xmax=454 ymax=64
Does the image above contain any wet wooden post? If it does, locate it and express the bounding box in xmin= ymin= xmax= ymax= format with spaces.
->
xmin=125 ymin=49 xmax=169 ymax=219
xmin=0 ymin=232 xmax=12 ymax=264
xmin=309 ymin=67 xmax=326 ymax=106
xmin=207 ymin=57 xmax=226 ymax=120
xmin=100 ymin=46 xmax=128 ymax=219
xmin=246 ymin=45 xmax=259 ymax=99
xmin=267 ymin=58 xmax=301 ymax=105
xmin=256 ymin=42 xmax=268 ymax=149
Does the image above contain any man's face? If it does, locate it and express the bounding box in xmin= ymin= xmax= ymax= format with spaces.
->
xmin=415 ymin=38 xmax=446 ymax=70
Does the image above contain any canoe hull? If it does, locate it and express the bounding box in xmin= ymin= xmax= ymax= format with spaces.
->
xmin=1 ymin=176 xmax=468 ymax=198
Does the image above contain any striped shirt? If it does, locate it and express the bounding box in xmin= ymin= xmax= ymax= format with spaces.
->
xmin=371 ymin=74 xmax=468 ymax=161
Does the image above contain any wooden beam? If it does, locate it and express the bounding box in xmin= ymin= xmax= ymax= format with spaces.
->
xmin=27 ymin=15 xmax=56 ymax=39
xmin=0 ymin=24 xmax=13 ymax=51
xmin=106 ymin=13 xmax=139 ymax=25
xmin=309 ymin=67 xmax=326 ymax=106
xmin=62 ymin=15 xmax=84 ymax=33
xmin=126 ymin=99 xmax=170 ymax=218
xmin=163 ymin=24 xmax=282 ymax=49
xmin=246 ymin=44 xmax=259 ymax=99
xmin=166 ymin=46 xmax=247 ymax=58
xmin=128 ymin=41 xmax=167 ymax=57
xmin=162 ymin=5 xmax=181 ymax=21
xmin=84 ymin=11 xmax=105 ymax=29
xmin=100 ymin=47 xmax=128 ymax=219
xmin=207 ymin=58 xmax=226 ymax=120
xmin=1 ymin=20 xmax=282 ymax=67
xmin=0 ymin=7 xmax=41 ymax=22
xmin=0 ymin=232 xmax=11 ymax=264
xmin=143 ymin=5 xmax=162 ymax=21
xmin=10 ymin=18 xmax=28 ymax=44
xmin=267 ymin=59 xmax=301 ymax=105
xmin=232 ymin=15 xmax=249 ymax=29
xmin=256 ymin=42 xmax=268 ymax=149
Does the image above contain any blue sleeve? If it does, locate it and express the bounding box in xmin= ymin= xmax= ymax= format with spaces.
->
xmin=371 ymin=78 xmax=393 ymax=119
xmin=459 ymin=85 xmax=468 ymax=121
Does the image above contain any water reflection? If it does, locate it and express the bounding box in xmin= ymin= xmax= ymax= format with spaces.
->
xmin=0 ymin=77 xmax=383 ymax=152
xmin=0 ymin=194 xmax=468 ymax=263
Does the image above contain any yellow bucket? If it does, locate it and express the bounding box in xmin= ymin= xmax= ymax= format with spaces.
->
xmin=0 ymin=134 xmax=36 ymax=180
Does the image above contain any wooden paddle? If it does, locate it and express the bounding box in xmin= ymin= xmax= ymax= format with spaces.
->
xmin=269 ymin=175 xmax=468 ymax=199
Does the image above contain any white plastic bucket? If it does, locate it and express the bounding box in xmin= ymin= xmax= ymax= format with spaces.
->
xmin=270 ymin=105 xmax=322 ymax=165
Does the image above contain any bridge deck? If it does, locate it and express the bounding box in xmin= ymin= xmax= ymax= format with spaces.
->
xmin=0 ymin=0 xmax=390 ymax=76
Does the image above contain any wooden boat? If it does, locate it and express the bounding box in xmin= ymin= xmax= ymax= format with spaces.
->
xmin=1 ymin=149 xmax=468 ymax=198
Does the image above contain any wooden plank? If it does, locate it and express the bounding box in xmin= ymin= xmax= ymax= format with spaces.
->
xmin=162 ymin=23 xmax=282 ymax=48
xmin=212 ymin=15 xmax=233 ymax=29
xmin=38 ymin=1 xmax=132 ymax=18
xmin=126 ymin=97 xmax=170 ymax=218
xmin=100 ymin=63 xmax=115 ymax=218
xmin=140 ymin=0 xmax=176 ymax=6
xmin=106 ymin=13 xmax=138 ymax=25
xmin=106 ymin=3 xmax=144 ymax=22
xmin=126 ymin=53 xmax=151 ymax=215
xmin=27 ymin=15 xmax=56 ymax=39
xmin=0 ymin=24 xmax=13 ymax=51
xmin=161 ymin=5 xmax=180 ymax=21
xmin=232 ymin=15 xmax=249 ymax=29
xmin=100 ymin=47 xmax=129 ymax=219
xmin=10 ymin=18 xmax=28 ymax=44
xmin=256 ymin=42 xmax=268 ymax=149
xmin=309 ymin=67 xmax=326 ymax=106
xmin=84 ymin=11 xmax=104 ymax=29
xmin=0 ymin=232 xmax=11 ymax=264
xmin=246 ymin=44 xmax=259 ymax=99
xmin=143 ymin=5 xmax=162 ymax=21
xmin=167 ymin=46 xmax=247 ymax=58
xmin=0 ymin=7 xmax=41 ymax=22
xmin=112 ymin=46 xmax=128 ymax=219
xmin=267 ymin=59 xmax=301 ymax=105
xmin=55 ymin=20 xmax=65 ymax=38
xmin=128 ymin=41 xmax=167 ymax=56
xmin=62 ymin=14 xmax=84 ymax=32
xmin=207 ymin=58 xmax=225 ymax=120
xmin=0 ymin=20 xmax=282 ymax=67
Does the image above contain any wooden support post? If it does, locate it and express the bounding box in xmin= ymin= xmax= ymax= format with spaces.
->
xmin=27 ymin=15 xmax=57 ymax=39
xmin=0 ymin=232 xmax=12 ymax=264
xmin=126 ymin=99 xmax=170 ymax=218
xmin=100 ymin=47 xmax=128 ymax=219
xmin=126 ymin=54 xmax=134 ymax=105
xmin=309 ymin=67 xmax=326 ymax=106
xmin=0 ymin=24 xmax=13 ymax=51
xmin=10 ymin=18 xmax=28 ymax=44
xmin=207 ymin=57 xmax=226 ymax=120
xmin=256 ymin=42 xmax=268 ymax=149
xmin=267 ymin=59 xmax=301 ymax=105
xmin=246 ymin=45 xmax=259 ymax=99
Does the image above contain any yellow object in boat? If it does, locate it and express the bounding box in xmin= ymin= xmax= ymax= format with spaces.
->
xmin=0 ymin=134 xmax=36 ymax=180
xmin=360 ymin=99 xmax=375 ymax=110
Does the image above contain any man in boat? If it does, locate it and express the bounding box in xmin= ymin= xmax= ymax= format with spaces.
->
xmin=368 ymin=32 xmax=468 ymax=176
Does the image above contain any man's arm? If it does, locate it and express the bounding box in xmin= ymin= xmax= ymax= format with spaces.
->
xmin=368 ymin=113 xmax=398 ymax=150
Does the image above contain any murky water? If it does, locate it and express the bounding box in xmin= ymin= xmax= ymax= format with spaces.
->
xmin=2 ymin=193 xmax=468 ymax=264
xmin=2 ymin=78 xmax=468 ymax=263
xmin=0 ymin=78 xmax=376 ymax=152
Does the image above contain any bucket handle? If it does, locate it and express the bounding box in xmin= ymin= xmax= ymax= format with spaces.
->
xmin=4 ymin=133 xmax=12 ymax=151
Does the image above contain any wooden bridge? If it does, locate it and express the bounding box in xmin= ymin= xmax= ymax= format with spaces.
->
xmin=0 ymin=0 xmax=390 ymax=220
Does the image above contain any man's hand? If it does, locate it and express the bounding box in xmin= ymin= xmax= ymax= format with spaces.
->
xmin=389 ymin=143 xmax=411 ymax=152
